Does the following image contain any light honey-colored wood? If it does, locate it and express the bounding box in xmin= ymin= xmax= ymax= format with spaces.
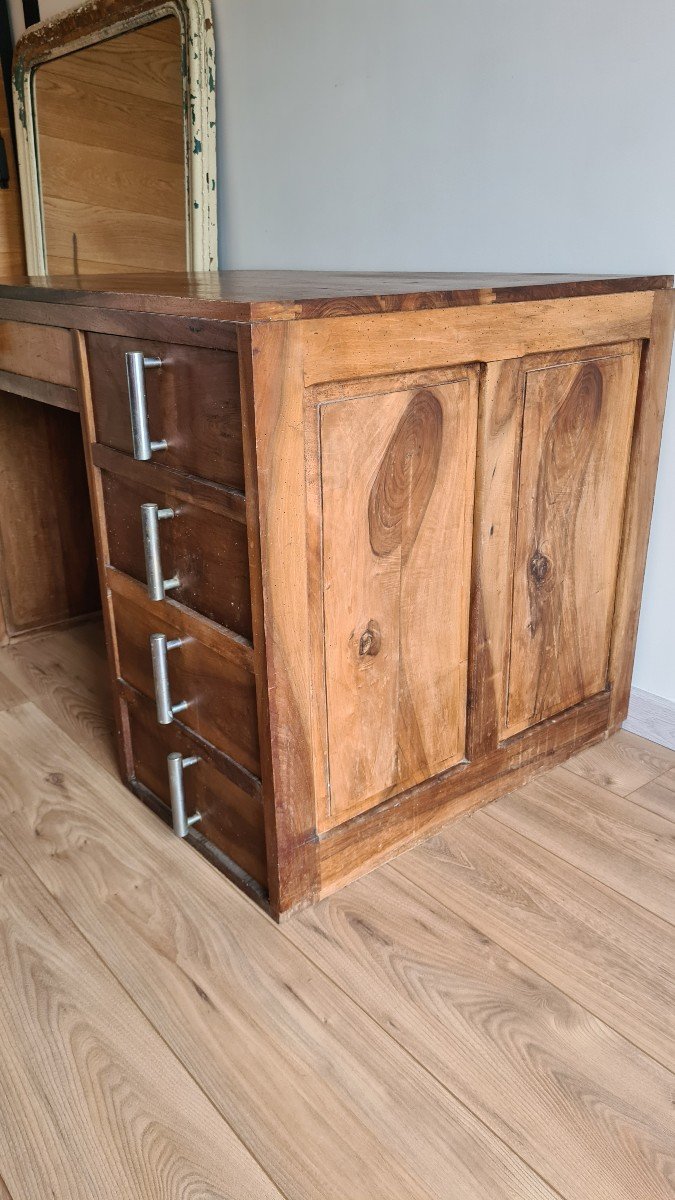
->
xmin=492 ymin=765 xmax=675 ymax=924
xmin=0 ymin=829 xmax=283 ymax=1200
xmin=318 ymin=372 xmax=478 ymax=822
xmin=34 ymin=17 xmax=185 ymax=275
xmin=563 ymin=726 xmax=675 ymax=797
xmin=0 ymin=697 xmax=560 ymax=1200
xmin=504 ymin=342 xmax=641 ymax=735
xmin=1 ymin=624 xmax=675 ymax=1197
xmin=301 ymin=292 xmax=654 ymax=383
xmin=394 ymin=811 xmax=675 ymax=1071
xmin=289 ymin=864 xmax=675 ymax=1200
xmin=628 ymin=768 xmax=675 ymax=821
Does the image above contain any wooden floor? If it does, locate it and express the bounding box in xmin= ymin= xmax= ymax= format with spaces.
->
xmin=0 ymin=621 xmax=673 ymax=1199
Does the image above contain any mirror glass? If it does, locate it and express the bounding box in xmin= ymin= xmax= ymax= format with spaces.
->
xmin=32 ymin=16 xmax=187 ymax=274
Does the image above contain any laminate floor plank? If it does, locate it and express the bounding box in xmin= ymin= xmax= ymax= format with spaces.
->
xmin=0 ymin=664 xmax=25 ymax=711
xmin=0 ymin=828 xmax=283 ymax=1200
xmin=289 ymin=864 xmax=675 ymax=1200
xmin=490 ymin=765 xmax=675 ymax=923
xmin=391 ymin=811 xmax=675 ymax=1071
xmin=563 ymin=728 xmax=675 ymax=797
xmin=0 ymin=701 xmax=557 ymax=1200
xmin=0 ymin=621 xmax=116 ymax=772
xmin=627 ymin=768 xmax=675 ymax=822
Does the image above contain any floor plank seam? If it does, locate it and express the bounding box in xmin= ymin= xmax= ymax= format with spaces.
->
xmin=386 ymin=849 xmax=675 ymax=1079
xmin=276 ymin=910 xmax=569 ymax=1200
xmin=483 ymin=806 xmax=675 ymax=930
xmin=0 ymin=815 xmax=292 ymax=1200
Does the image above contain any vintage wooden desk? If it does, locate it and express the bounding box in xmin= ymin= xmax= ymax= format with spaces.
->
xmin=0 ymin=271 xmax=671 ymax=919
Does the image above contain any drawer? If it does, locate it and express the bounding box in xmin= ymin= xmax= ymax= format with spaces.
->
xmin=101 ymin=470 xmax=252 ymax=638
xmin=113 ymin=588 xmax=260 ymax=774
xmin=126 ymin=690 xmax=267 ymax=887
xmin=86 ymin=332 xmax=244 ymax=489
xmin=0 ymin=320 xmax=75 ymax=385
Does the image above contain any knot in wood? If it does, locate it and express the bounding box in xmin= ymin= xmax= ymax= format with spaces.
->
xmin=358 ymin=620 xmax=382 ymax=657
xmin=529 ymin=549 xmax=550 ymax=585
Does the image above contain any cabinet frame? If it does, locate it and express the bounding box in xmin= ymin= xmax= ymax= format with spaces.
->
xmin=242 ymin=289 xmax=671 ymax=915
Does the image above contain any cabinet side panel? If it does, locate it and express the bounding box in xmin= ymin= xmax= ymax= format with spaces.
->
xmin=608 ymin=290 xmax=675 ymax=727
xmin=320 ymin=375 xmax=478 ymax=822
xmin=504 ymin=344 xmax=641 ymax=735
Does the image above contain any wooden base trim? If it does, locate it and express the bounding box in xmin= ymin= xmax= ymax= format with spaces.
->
xmin=317 ymin=691 xmax=611 ymax=901
xmin=623 ymin=687 xmax=675 ymax=752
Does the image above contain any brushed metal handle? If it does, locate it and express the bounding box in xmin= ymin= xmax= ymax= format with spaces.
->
xmin=125 ymin=351 xmax=165 ymax=460
xmin=150 ymin=634 xmax=188 ymax=724
xmin=167 ymin=752 xmax=201 ymax=837
xmin=141 ymin=503 xmax=179 ymax=601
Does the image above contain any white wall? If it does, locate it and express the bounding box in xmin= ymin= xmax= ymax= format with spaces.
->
xmin=11 ymin=0 xmax=675 ymax=703
xmin=214 ymin=0 xmax=675 ymax=704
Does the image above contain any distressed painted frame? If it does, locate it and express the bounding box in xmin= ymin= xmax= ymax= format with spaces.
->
xmin=12 ymin=0 xmax=217 ymax=274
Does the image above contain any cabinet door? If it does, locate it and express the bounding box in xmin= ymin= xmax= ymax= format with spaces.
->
xmin=503 ymin=342 xmax=641 ymax=736
xmin=316 ymin=370 xmax=479 ymax=824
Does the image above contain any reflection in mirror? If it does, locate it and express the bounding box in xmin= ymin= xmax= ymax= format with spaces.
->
xmin=34 ymin=17 xmax=185 ymax=274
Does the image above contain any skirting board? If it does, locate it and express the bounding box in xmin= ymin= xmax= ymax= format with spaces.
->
xmin=623 ymin=687 xmax=675 ymax=752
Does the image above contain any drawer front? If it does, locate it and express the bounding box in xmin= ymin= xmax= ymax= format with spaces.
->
xmin=87 ymin=332 xmax=244 ymax=489
xmin=113 ymin=589 xmax=260 ymax=774
xmin=101 ymin=471 xmax=252 ymax=638
xmin=0 ymin=320 xmax=75 ymax=385
xmin=126 ymin=691 xmax=267 ymax=887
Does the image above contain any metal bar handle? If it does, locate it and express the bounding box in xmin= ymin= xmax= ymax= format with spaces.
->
xmin=150 ymin=634 xmax=188 ymax=724
xmin=167 ymin=752 xmax=201 ymax=837
xmin=141 ymin=503 xmax=179 ymax=601
xmin=125 ymin=351 xmax=165 ymax=461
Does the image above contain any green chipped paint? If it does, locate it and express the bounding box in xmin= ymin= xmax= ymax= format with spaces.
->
xmin=208 ymin=65 xmax=215 ymax=93
xmin=193 ymin=136 xmax=202 ymax=154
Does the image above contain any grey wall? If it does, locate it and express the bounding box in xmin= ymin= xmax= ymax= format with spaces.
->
xmin=214 ymin=0 xmax=675 ymax=704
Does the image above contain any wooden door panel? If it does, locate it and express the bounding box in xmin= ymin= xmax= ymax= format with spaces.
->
xmin=319 ymin=371 xmax=478 ymax=822
xmin=504 ymin=343 xmax=641 ymax=736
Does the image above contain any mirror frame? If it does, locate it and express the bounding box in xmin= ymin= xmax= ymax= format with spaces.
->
xmin=12 ymin=0 xmax=217 ymax=274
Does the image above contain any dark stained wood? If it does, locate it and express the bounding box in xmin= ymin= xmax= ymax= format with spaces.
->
xmin=0 ymin=271 xmax=669 ymax=323
xmin=0 ymin=392 xmax=99 ymax=635
xmin=87 ymin=333 xmax=245 ymax=489
xmin=106 ymin=565 xmax=253 ymax=671
xmin=101 ymin=470 xmax=252 ymax=638
xmin=0 ymin=369 xmax=78 ymax=411
xmin=73 ymin=328 xmax=135 ymax=783
xmin=0 ymin=273 xmax=671 ymax=920
xmin=123 ymin=687 xmax=267 ymax=887
xmin=0 ymin=319 xmax=74 ymax=383
xmin=91 ymin=442 xmax=246 ymax=525
xmin=237 ymin=325 xmax=282 ymax=914
xmin=608 ymin=289 xmax=675 ymax=728
xmin=113 ymin=587 xmax=260 ymax=774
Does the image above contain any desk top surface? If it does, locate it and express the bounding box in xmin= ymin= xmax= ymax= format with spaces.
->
xmin=0 ymin=270 xmax=670 ymax=323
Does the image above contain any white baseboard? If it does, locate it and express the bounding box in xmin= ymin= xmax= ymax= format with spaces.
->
xmin=623 ymin=687 xmax=675 ymax=752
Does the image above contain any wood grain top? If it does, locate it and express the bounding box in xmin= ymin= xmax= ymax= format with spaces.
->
xmin=0 ymin=270 xmax=669 ymax=322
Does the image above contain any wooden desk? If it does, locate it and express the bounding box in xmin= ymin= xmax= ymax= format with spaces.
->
xmin=0 ymin=271 xmax=671 ymax=919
